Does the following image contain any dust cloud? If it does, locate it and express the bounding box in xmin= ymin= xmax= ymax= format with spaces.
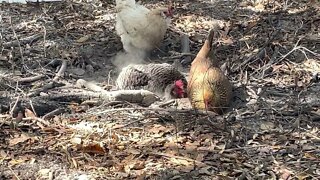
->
xmin=111 ymin=50 xmax=147 ymax=71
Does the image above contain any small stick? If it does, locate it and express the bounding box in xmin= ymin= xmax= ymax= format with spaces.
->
xmin=9 ymin=96 xmax=20 ymax=116
xmin=53 ymin=60 xmax=67 ymax=81
xmin=89 ymin=107 xmax=218 ymax=117
xmin=9 ymin=17 xmax=25 ymax=63
xmin=43 ymin=25 xmax=47 ymax=58
xmin=29 ymin=99 xmax=38 ymax=117
xmin=149 ymin=151 xmax=209 ymax=167
xmin=170 ymin=53 xmax=195 ymax=59
xmin=13 ymin=117 xmax=50 ymax=126
xmin=16 ymin=74 xmax=46 ymax=83
xmin=3 ymin=33 xmax=43 ymax=48
xmin=42 ymin=108 xmax=65 ymax=120
xmin=8 ymin=166 xmax=20 ymax=180
xmin=76 ymin=79 xmax=107 ymax=92
xmin=27 ymin=81 xmax=64 ymax=97
xmin=111 ymin=118 xmax=146 ymax=130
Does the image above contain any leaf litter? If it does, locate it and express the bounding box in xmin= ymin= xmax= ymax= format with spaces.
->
xmin=0 ymin=0 xmax=320 ymax=179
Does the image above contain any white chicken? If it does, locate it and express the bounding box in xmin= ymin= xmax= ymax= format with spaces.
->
xmin=115 ymin=0 xmax=173 ymax=58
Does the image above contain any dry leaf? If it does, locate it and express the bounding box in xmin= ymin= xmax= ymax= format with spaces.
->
xmin=148 ymin=124 xmax=167 ymax=134
xmin=81 ymin=143 xmax=108 ymax=155
xmin=131 ymin=161 xmax=145 ymax=170
xmin=9 ymin=159 xmax=27 ymax=166
xmin=76 ymin=35 xmax=91 ymax=43
xmin=185 ymin=141 xmax=199 ymax=151
xmin=280 ymin=168 xmax=293 ymax=180
xmin=70 ymin=137 xmax=82 ymax=145
xmin=170 ymin=157 xmax=190 ymax=166
xmin=219 ymin=37 xmax=233 ymax=45
xmin=177 ymin=164 xmax=195 ymax=173
xmin=127 ymin=149 xmax=141 ymax=155
xmin=254 ymin=3 xmax=265 ymax=11
xmin=196 ymin=153 xmax=206 ymax=162
xmin=71 ymin=158 xmax=78 ymax=168
xmin=125 ymin=160 xmax=145 ymax=172
xmin=136 ymin=171 xmax=146 ymax=180
xmin=199 ymin=166 xmax=214 ymax=175
xmin=164 ymin=140 xmax=179 ymax=149
xmin=9 ymin=134 xmax=30 ymax=146
xmin=37 ymin=169 xmax=51 ymax=178
xmin=25 ymin=108 xmax=36 ymax=118
xmin=260 ymin=121 xmax=275 ymax=130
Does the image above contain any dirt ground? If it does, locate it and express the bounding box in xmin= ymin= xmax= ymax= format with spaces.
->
xmin=0 ymin=0 xmax=320 ymax=179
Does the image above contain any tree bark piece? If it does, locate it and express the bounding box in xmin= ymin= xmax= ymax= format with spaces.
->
xmin=180 ymin=34 xmax=192 ymax=65
xmin=75 ymin=79 xmax=160 ymax=106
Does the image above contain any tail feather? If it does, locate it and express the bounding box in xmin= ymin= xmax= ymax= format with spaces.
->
xmin=196 ymin=29 xmax=215 ymax=58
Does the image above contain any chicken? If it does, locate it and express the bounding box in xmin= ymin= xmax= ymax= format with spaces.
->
xmin=116 ymin=63 xmax=187 ymax=99
xmin=115 ymin=0 xmax=173 ymax=58
xmin=187 ymin=29 xmax=232 ymax=115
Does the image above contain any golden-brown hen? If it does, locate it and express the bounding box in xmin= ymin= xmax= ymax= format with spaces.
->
xmin=187 ymin=29 xmax=232 ymax=115
xmin=115 ymin=0 xmax=173 ymax=58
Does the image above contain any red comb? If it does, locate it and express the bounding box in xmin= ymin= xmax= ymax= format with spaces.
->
xmin=175 ymin=79 xmax=184 ymax=87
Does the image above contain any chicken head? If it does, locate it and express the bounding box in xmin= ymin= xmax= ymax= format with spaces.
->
xmin=164 ymin=79 xmax=187 ymax=100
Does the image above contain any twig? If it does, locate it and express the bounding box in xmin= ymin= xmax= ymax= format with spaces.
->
xmin=15 ymin=75 xmax=46 ymax=83
xmin=29 ymin=99 xmax=38 ymax=117
xmin=77 ymin=79 xmax=107 ymax=93
xmin=43 ymin=25 xmax=47 ymax=58
xmin=275 ymin=37 xmax=303 ymax=63
xmin=240 ymin=29 xmax=280 ymax=68
xmin=8 ymin=166 xmax=20 ymax=180
xmin=9 ymin=96 xmax=20 ymax=115
xmin=27 ymin=81 xmax=65 ymax=97
xmin=111 ymin=118 xmax=146 ymax=130
xmin=107 ymin=70 xmax=113 ymax=86
xmin=53 ymin=60 xmax=67 ymax=81
xmin=12 ymin=117 xmax=50 ymax=126
xmin=89 ymin=107 xmax=218 ymax=117
xmin=157 ymin=99 xmax=176 ymax=108
xmin=170 ymin=52 xmax=195 ymax=59
xmin=42 ymin=108 xmax=65 ymax=120
xmin=198 ymin=144 xmax=269 ymax=153
xmin=257 ymin=37 xmax=320 ymax=79
xmin=9 ymin=17 xmax=24 ymax=63
xmin=149 ymin=151 xmax=209 ymax=167
xmin=3 ymin=33 xmax=43 ymax=48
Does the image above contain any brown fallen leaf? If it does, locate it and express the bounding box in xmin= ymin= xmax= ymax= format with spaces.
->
xmin=185 ymin=141 xmax=200 ymax=151
xmin=218 ymin=37 xmax=233 ymax=45
xmin=9 ymin=134 xmax=31 ymax=146
xmin=70 ymin=137 xmax=82 ymax=145
xmin=127 ymin=148 xmax=141 ymax=155
xmin=196 ymin=153 xmax=207 ymax=162
xmin=125 ymin=160 xmax=145 ymax=173
xmin=170 ymin=157 xmax=191 ymax=166
xmin=81 ymin=143 xmax=108 ymax=155
xmin=136 ymin=171 xmax=146 ymax=180
xmin=164 ymin=140 xmax=180 ymax=149
xmin=148 ymin=124 xmax=167 ymax=134
xmin=280 ymin=168 xmax=293 ymax=180
xmin=25 ymin=108 xmax=37 ymax=118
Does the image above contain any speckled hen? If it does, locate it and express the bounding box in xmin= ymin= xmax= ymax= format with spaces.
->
xmin=116 ymin=63 xmax=187 ymax=99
